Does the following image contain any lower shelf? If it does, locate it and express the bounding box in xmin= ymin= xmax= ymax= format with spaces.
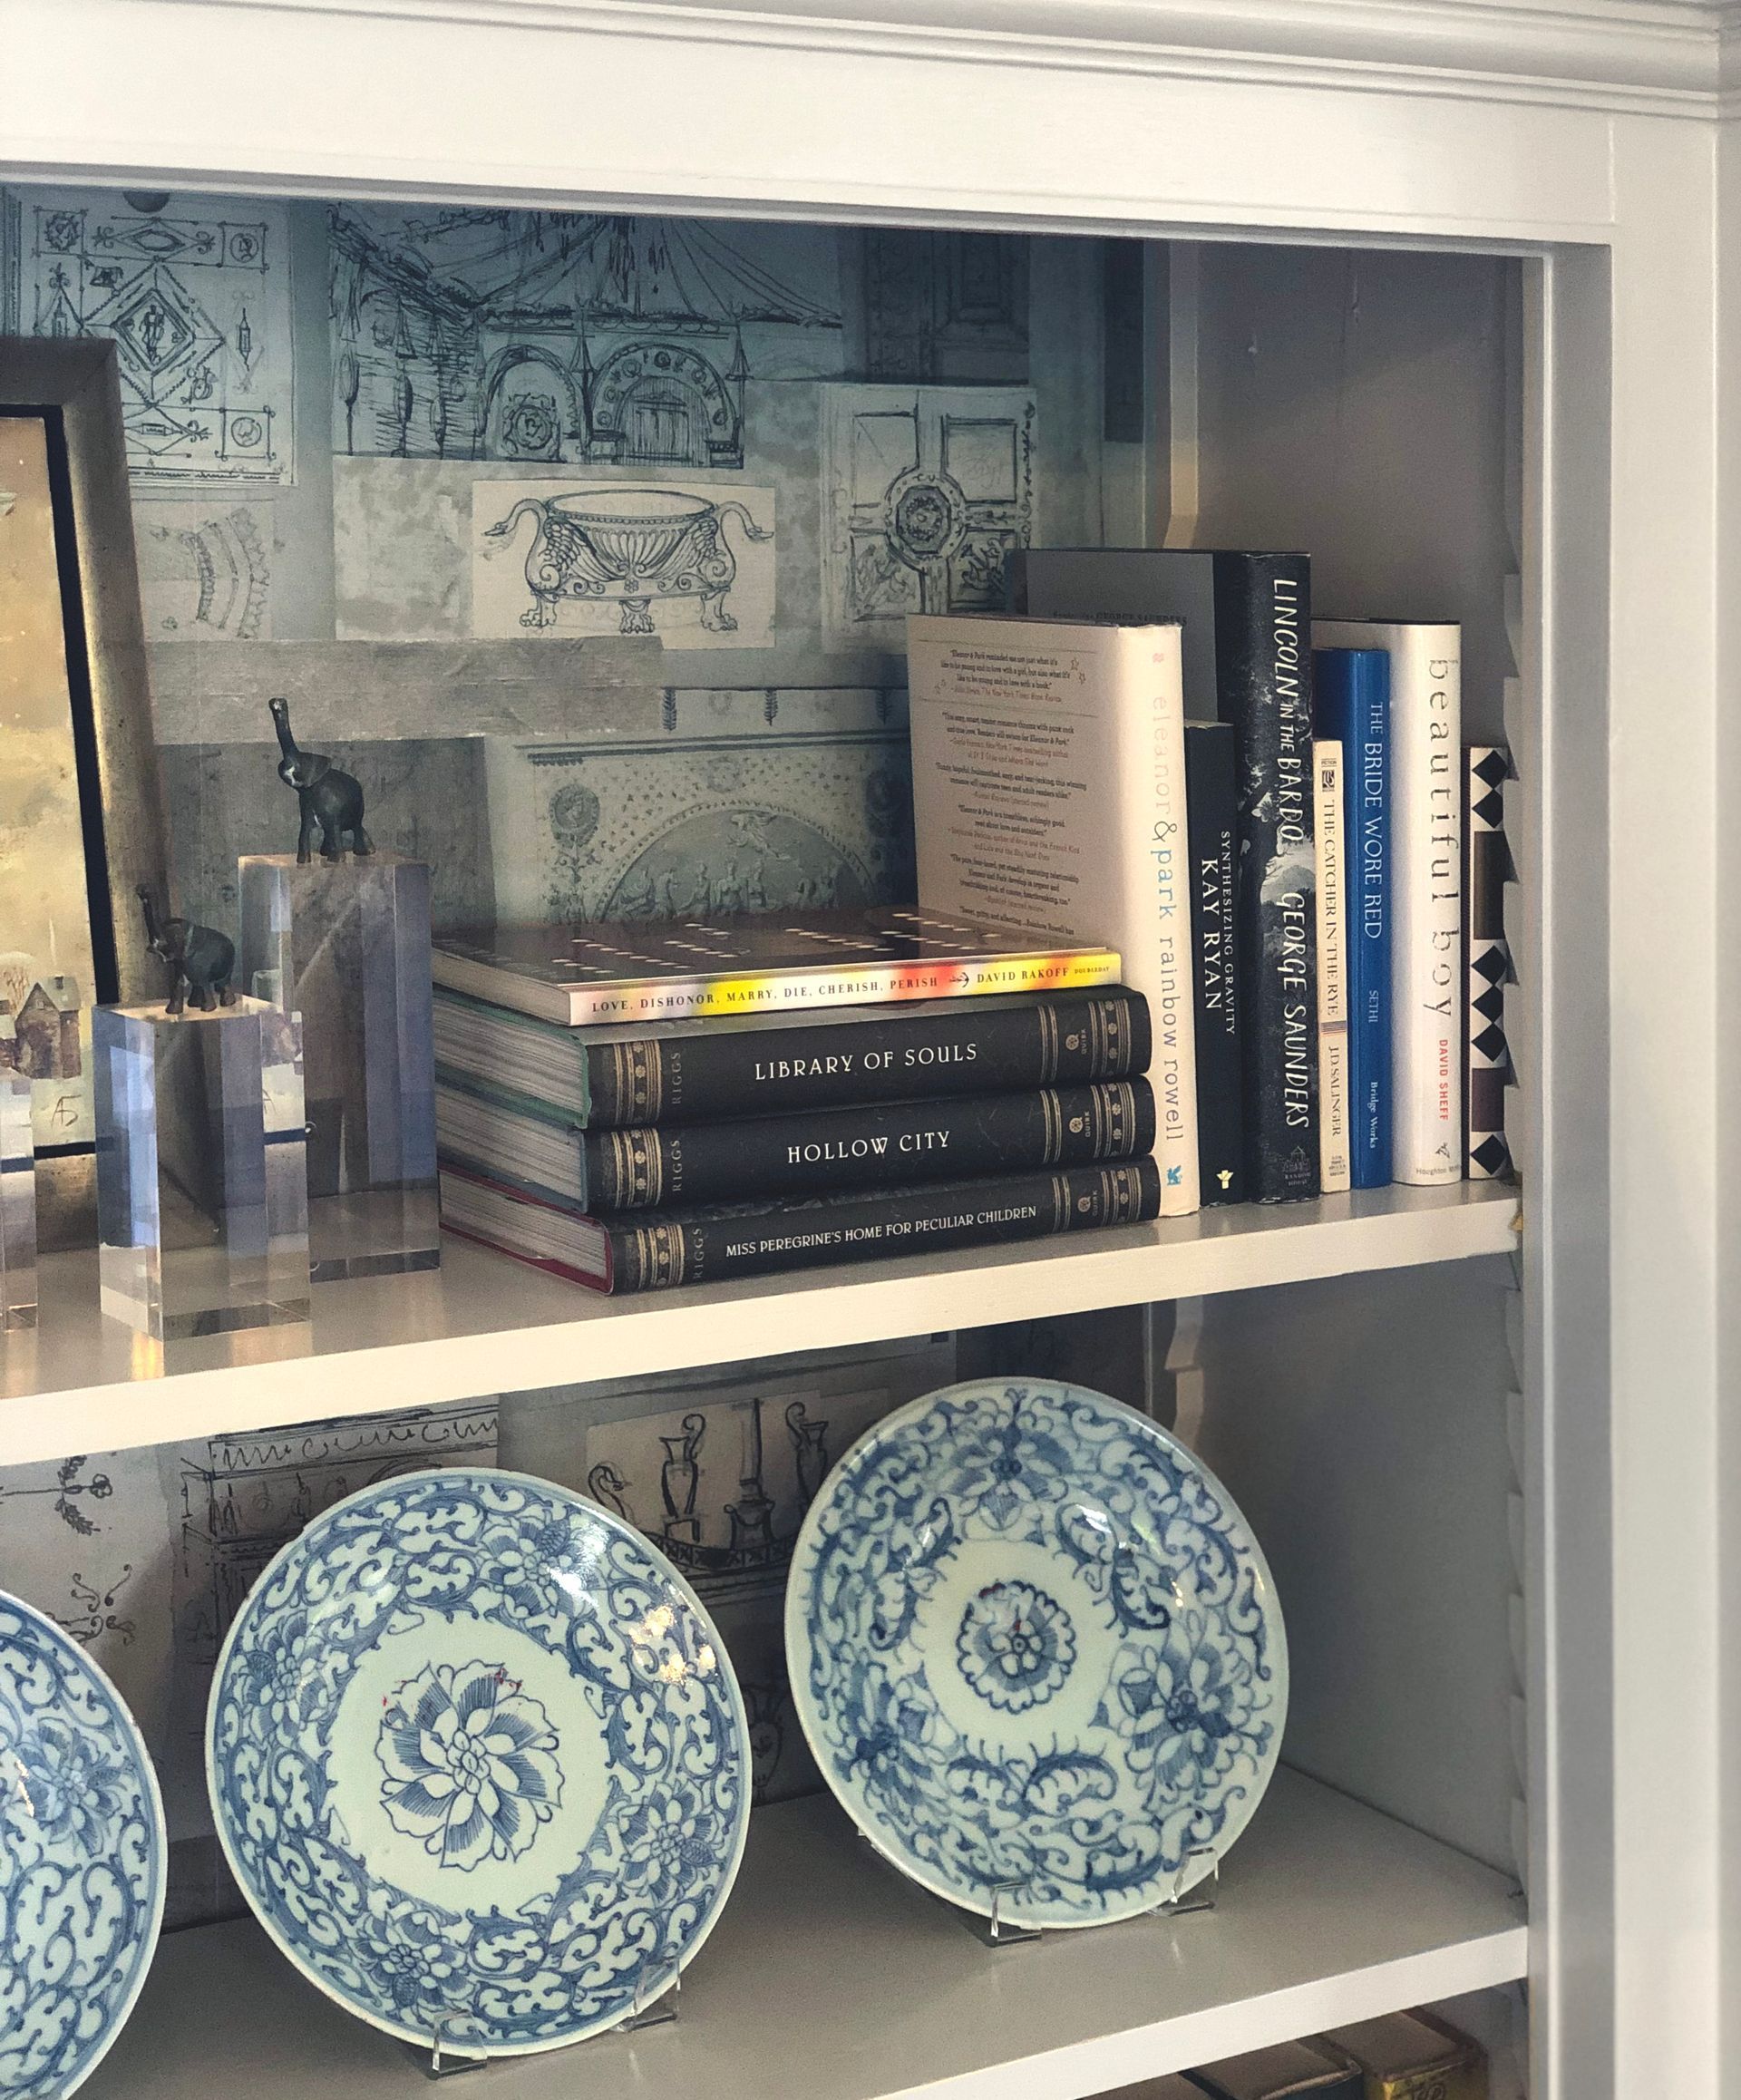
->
xmin=85 ymin=1767 xmax=1526 ymax=2100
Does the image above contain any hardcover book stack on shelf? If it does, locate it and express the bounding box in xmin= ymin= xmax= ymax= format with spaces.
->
xmin=933 ymin=548 xmax=1517 ymax=1208
xmin=432 ymin=909 xmax=1162 ymax=1293
xmin=432 ymin=549 xmax=1513 ymax=1297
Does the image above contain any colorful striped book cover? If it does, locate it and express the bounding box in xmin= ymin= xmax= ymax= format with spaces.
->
xmin=433 ymin=909 xmax=1121 ymax=1027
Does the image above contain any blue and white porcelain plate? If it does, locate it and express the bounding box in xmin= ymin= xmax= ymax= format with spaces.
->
xmin=0 ymin=1590 xmax=166 ymax=2099
xmin=786 ymin=1380 xmax=1287 ymax=1929
xmin=208 ymin=1467 xmax=752 ymax=2055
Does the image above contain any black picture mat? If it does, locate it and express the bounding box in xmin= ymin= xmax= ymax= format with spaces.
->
xmin=6 ymin=400 xmax=117 ymax=1156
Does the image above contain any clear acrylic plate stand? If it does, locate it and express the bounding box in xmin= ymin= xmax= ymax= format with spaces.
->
xmin=407 ymin=1973 xmax=681 ymax=2082
xmin=859 ymin=1832 xmax=1221 ymax=1947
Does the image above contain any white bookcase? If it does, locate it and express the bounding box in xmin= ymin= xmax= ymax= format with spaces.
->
xmin=2 ymin=5 xmax=1732 ymax=2097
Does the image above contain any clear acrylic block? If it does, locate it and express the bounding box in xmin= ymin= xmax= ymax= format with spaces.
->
xmin=0 ymin=1074 xmax=37 ymax=1332
xmin=238 ymin=853 xmax=439 ymax=1284
xmin=94 ymin=998 xmax=310 ymax=1365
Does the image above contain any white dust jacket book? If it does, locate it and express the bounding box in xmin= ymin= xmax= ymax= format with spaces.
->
xmin=907 ymin=614 xmax=1200 ymax=1214
xmin=1314 ymin=739 xmax=1351 ymax=1192
xmin=1315 ymin=619 xmax=1463 ymax=1184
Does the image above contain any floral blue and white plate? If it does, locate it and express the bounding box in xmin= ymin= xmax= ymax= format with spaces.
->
xmin=0 ymin=1590 xmax=166 ymax=2099
xmin=785 ymin=1379 xmax=1287 ymax=1929
xmin=208 ymin=1468 xmax=751 ymax=2055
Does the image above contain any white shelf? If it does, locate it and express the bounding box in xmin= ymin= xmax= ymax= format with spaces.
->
xmin=0 ymin=1184 xmax=1516 ymax=1467
xmin=83 ymin=1770 xmax=1525 ymax=2100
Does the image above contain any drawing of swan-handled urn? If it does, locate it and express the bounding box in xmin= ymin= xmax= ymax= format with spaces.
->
xmin=485 ymin=488 xmax=771 ymax=636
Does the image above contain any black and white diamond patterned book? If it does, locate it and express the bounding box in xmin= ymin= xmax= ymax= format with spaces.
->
xmin=1464 ymin=745 xmax=1513 ymax=1181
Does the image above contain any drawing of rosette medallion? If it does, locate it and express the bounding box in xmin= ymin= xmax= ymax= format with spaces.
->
xmin=0 ymin=1590 xmax=166 ymax=2099
xmin=785 ymin=1380 xmax=1288 ymax=1929
xmin=822 ymin=384 xmax=1036 ymax=642
xmin=207 ymin=1468 xmax=751 ymax=2056
xmin=474 ymin=479 xmax=776 ymax=644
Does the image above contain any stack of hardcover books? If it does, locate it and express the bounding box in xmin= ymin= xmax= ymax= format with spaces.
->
xmin=897 ymin=550 xmax=1514 ymax=1212
xmin=432 ymin=909 xmax=1162 ymax=1294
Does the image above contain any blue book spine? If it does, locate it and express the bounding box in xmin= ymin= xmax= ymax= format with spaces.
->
xmin=1314 ymin=648 xmax=1392 ymax=1186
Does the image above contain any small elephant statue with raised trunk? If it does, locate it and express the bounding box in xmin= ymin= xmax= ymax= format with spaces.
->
xmin=137 ymin=886 xmax=236 ymax=1016
xmin=268 ymin=697 xmax=374 ymax=866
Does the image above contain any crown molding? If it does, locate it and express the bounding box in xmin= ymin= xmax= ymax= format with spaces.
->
xmin=152 ymin=0 xmax=1726 ymax=114
xmin=1717 ymin=0 xmax=1741 ymax=107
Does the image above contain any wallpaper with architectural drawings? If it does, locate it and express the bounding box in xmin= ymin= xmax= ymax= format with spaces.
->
xmin=1 ymin=189 xmax=1114 ymax=935
xmin=3 ymin=188 xmax=295 ymax=488
xmin=0 ymin=186 xmax=1121 ymax=1930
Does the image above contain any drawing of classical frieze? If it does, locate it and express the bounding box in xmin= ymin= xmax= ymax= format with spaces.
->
xmin=484 ymin=685 xmax=914 ymax=923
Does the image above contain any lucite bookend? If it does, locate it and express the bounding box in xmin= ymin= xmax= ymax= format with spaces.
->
xmin=238 ymin=853 xmax=439 ymax=1284
xmin=0 ymin=1074 xmax=37 ymax=1331
xmin=94 ymin=999 xmax=310 ymax=1365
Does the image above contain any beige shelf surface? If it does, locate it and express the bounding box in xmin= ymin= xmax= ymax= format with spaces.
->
xmin=0 ymin=1181 xmax=1517 ymax=1469
xmin=83 ymin=1769 xmax=1525 ymax=2100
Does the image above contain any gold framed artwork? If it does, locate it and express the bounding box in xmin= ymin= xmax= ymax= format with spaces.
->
xmin=0 ymin=339 xmax=170 ymax=1244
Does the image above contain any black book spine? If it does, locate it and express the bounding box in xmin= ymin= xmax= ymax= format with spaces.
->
xmin=604 ymin=1160 xmax=1162 ymax=1291
xmin=1214 ymin=554 xmax=1319 ymax=1201
xmin=582 ymin=990 xmax=1149 ymax=1127
xmin=581 ymin=1080 xmax=1155 ymax=1210
xmin=1184 ymin=724 xmax=1245 ymax=1205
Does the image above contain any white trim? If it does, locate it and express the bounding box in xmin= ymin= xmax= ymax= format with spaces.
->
xmin=0 ymin=1189 xmax=1516 ymax=1471
xmin=153 ymin=0 xmax=1726 ymax=112
xmin=0 ymin=0 xmax=1639 ymax=242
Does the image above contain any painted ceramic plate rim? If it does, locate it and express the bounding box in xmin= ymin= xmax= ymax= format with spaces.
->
xmin=204 ymin=1464 xmax=754 ymax=2056
xmin=1 ymin=1587 xmax=168 ymax=2100
xmin=783 ymin=1378 xmax=1289 ymax=1929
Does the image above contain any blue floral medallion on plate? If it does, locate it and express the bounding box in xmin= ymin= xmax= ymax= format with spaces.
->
xmin=207 ymin=1468 xmax=751 ymax=2054
xmin=785 ymin=1380 xmax=1287 ymax=1928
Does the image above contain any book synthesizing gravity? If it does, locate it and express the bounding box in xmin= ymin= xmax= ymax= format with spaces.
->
xmin=437 ymin=1074 xmax=1155 ymax=1211
xmin=1313 ymin=646 xmax=1392 ymax=1188
xmin=1013 ymin=549 xmax=1318 ymax=1202
xmin=432 ymin=986 xmax=1150 ymax=1128
xmin=1465 ymin=745 xmax=1512 ymax=1179
xmin=440 ymin=1158 xmax=1162 ymax=1294
xmin=432 ymin=909 xmax=1120 ymax=1027
xmin=1315 ymin=620 xmax=1462 ymax=1185
xmin=1313 ymin=740 xmax=1350 ymax=1193
xmin=1184 ymin=723 xmax=1243 ymax=1204
xmin=905 ymin=612 xmax=1200 ymax=1216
